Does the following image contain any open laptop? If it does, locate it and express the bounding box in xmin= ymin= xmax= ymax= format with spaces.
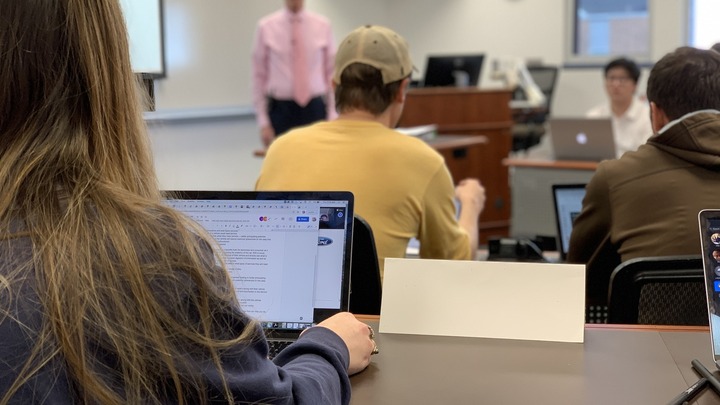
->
xmin=552 ymin=184 xmax=586 ymax=261
xmin=163 ymin=191 xmax=354 ymax=357
xmin=549 ymin=118 xmax=616 ymax=161
xmin=698 ymin=209 xmax=720 ymax=368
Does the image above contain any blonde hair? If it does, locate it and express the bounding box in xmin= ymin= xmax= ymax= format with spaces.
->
xmin=0 ymin=1 xmax=253 ymax=403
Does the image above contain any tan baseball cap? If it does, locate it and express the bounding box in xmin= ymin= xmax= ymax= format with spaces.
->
xmin=333 ymin=25 xmax=415 ymax=85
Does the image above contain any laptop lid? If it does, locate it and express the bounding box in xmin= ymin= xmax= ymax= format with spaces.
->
xmin=163 ymin=190 xmax=354 ymax=340
xmin=549 ymin=118 xmax=615 ymax=161
xmin=552 ymin=184 xmax=586 ymax=261
xmin=698 ymin=209 xmax=720 ymax=368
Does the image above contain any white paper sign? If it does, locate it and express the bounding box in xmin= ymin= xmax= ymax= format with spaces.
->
xmin=379 ymin=258 xmax=585 ymax=343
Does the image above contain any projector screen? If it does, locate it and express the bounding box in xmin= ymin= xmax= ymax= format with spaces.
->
xmin=120 ymin=0 xmax=165 ymax=77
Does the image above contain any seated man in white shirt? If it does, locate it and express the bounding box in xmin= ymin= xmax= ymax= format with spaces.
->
xmin=586 ymin=57 xmax=653 ymax=158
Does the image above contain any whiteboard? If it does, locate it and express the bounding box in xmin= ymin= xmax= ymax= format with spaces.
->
xmin=153 ymin=0 xmax=387 ymax=114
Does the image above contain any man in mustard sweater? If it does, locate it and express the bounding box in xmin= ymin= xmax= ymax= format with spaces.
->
xmin=256 ymin=25 xmax=485 ymax=278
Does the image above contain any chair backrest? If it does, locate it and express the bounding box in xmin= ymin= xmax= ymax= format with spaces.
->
xmin=510 ymin=65 xmax=559 ymax=152
xmin=512 ymin=65 xmax=559 ymax=114
xmin=607 ymin=255 xmax=707 ymax=325
xmin=349 ymin=215 xmax=382 ymax=315
xmin=528 ymin=65 xmax=559 ymax=112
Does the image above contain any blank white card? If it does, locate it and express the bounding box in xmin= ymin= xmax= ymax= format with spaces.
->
xmin=379 ymin=258 xmax=585 ymax=343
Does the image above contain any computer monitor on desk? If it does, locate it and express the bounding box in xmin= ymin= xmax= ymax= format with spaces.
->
xmin=422 ymin=54 xmax=485 ymax=87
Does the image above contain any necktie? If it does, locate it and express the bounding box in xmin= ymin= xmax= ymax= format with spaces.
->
xmin=292 ymin=16 xmax=311 ymax=106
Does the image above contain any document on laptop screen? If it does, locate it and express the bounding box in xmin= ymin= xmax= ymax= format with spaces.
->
xmin=165 ymin=200 xmax=318 ymax=323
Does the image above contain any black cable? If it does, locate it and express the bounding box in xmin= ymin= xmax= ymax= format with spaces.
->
xmin=691 ymin=359 xmax=720 ymax=395
xmin=666 ymin=377 xmax=708 ymax=405
xmin=520 ymin=239 xmax=549 ymax=263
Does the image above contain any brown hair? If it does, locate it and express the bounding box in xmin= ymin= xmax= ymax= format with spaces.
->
xmin=0 ymin=1 xmax=253 ymax=403
xmin=335 ymin=63 xmax=406 ymax=115
xmin=647 ymin=47 xmax=720 ymax=120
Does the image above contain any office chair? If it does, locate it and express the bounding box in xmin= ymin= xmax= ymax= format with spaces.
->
xmin=606 ymin=255 xmax=707 ymax=325
xmin=512 ymin=65 xmax=559 ymax=152
xmin=526 ymin=65 xmax=559 ymax=112
xmin=349 ymin=215 xmax=382 ymax=315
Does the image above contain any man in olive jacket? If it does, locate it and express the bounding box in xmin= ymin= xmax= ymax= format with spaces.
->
xmin=568 ymin=47 xmax=720 ymax=307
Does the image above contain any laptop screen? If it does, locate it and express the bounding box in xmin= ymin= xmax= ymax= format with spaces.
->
xmin=163 ymin=191 xmax=353 ymax=332
xmin=552 ymin=184 xmax=586 ymax=260
xmin=698 ymin=209 xmax=720 ymax=366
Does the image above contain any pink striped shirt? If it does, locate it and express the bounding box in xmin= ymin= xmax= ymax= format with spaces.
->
xmin=252 ymin=8 xmax=336 ymax=128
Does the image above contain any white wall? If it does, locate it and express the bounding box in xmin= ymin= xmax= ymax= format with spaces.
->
xmin=307 ymin=0 xmax=389 ymax=37
xmin=387 ymin=0 xmax=683 ymax=115
xmin=148 ymin=118 xmax=261 ymax=191
xmin=153 ymin=0 xmax=387 ymax=112
xmin=148 ymin=0 xmax=391 ymax=191
xmin=148 ymin=0 xmax=691 ymax=191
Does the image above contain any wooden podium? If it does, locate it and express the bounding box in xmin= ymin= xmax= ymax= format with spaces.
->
xmin=398 ymin=88 xmax=513 ymax=241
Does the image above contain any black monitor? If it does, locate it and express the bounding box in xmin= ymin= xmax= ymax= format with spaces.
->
xmin=422 ymin=54 xmax=485 ymax=87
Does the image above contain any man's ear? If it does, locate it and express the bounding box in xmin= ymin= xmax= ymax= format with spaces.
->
xmin=650 ymin=101 xmax=670 ymax=133
xmin=395 ymin=78 xmax=410 ymax=103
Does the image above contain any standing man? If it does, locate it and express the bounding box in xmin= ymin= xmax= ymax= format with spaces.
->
xmin=569 ymin=47 xmax=720 ymax=307
xmin=586 ymin=57 xmax=653 ymax=158
xmin=256 ymin=25 xmax=486 ymax=279
xmin=252 ymin=0 xmax=337 ymax=148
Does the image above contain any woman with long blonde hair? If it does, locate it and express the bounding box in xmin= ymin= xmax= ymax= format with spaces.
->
xmin=0 ymin=1 xmax=373 ymax=403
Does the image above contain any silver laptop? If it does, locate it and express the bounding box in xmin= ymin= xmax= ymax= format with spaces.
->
xmin=163 ymin=191 xmax=354 ymax=358
xmin=551 ymin=184 xmax=586 ymax=261
xmin=549 ymin=118 xmax=615 ymax=161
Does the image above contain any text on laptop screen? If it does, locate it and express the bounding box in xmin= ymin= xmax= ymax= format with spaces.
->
xmin=164 ymin=197 xmax=351 ymax=330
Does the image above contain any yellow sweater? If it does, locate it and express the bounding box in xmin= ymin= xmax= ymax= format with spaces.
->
xmin=255 ymin=120 xmax=471 ymax=279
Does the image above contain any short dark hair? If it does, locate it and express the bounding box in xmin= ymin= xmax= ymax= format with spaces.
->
xmin=335 ymin=63 xmax=405 ymax=115
xmin=604 ymin=57 xmax=641 ymax=84
xmin=646 ymin=47 xmax=720 ymax=120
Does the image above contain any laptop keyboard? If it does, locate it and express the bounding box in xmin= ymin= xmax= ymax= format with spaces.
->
xmin=268 ymin=340 xmax=293 ymax=359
